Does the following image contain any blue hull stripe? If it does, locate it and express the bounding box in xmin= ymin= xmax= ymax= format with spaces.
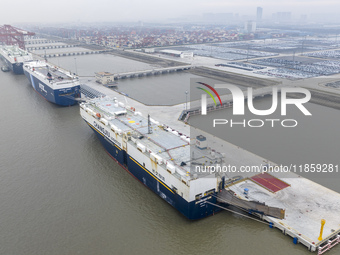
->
xmin=29 ymin=73 xmax=36 ymax=90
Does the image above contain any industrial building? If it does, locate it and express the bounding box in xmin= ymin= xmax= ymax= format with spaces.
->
xmin=95 ymin=72 xmax=114 ymax=85
xmin=158 ymin=49 xmax=193 ymax=58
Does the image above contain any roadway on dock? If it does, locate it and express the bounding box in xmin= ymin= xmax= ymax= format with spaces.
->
xmin=108 ymin=49 xmax=188 ymax=67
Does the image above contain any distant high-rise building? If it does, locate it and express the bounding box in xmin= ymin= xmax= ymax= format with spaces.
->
xmin=257 ymin=7 xmax=263 ymax=21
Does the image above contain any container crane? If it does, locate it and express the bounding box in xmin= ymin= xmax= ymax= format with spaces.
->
xmin=0 ymin=24 xmax=35 ymax=49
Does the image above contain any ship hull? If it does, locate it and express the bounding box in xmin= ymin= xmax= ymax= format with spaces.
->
xmin=85 ymin=120 xmax=220 ymax=220
xmin=23 ymin=69 xmax=80 ymax=106
xmin=0 ymin=55 xmax=24 ymax=74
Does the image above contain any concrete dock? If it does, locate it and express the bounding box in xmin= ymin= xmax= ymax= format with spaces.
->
xmin=227 ymin=172 xmax=340 ymax=253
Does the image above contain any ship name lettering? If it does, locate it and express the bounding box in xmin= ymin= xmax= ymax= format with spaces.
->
xmin=94 ymin=121 xmax=110 ymax=138
xmin=93 ymin=121 xmax=121 ymax=147
xmin=39 ymin=83 xmax=47 ymax=93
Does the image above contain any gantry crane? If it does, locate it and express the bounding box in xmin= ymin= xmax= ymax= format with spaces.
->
xmin=0 ymin=24 xmax=35 ymax=49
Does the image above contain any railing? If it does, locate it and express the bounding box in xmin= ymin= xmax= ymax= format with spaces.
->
xmin=318 ymin=234 xmax=340 ymax=255
xmin=183 ymin=112 xmax=190 ymax=123
xmin=114 ymin=65 xmax=191 ymax=79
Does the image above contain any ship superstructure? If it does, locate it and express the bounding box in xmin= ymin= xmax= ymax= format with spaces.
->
xmin=23 ymin=60 xmax=80 ymax=106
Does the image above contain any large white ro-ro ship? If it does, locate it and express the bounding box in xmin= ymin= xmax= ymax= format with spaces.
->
xmin=80 ymin=97 xmax=285 ymax=220
xmin=0 ymin=45 xmax=33 ymax=74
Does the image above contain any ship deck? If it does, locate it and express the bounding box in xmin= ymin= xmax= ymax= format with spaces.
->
xmin=25 ymin=61 xmax=75 ymax=81
xmin=34 ymin=66 xmax=73 ymax=80
xmin=0 ymin=46 xmax=30 ymax=57
xmin=86 ymin=97 xmax=223 ymax=177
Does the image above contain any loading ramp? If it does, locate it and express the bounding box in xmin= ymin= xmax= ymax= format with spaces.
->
xmin=217 ymin=189 xmax=285 ymax=219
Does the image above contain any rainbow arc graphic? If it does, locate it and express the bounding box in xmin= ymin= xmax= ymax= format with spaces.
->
xmin=196 ymin=82 xmax=222 ymax=106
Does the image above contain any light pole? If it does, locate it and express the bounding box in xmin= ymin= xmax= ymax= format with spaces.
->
xmin=301 ymin=35 xmax=306 ymax=55
xmin=74 ymin=57 xmax=78 ymax=75
xmin=246 ymin=44 xmax=250 ymax=62
xmin=185 ymin=90 xmax=188 ymax=111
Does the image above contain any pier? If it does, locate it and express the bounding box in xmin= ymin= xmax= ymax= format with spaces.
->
xmin=109 ymin=49 xmax=189 ymax=67
xmin=27 ymin=44 xmax=79 ymax=51
xmin=31 ymin=50 xmax=105 ymax=58
xmin=113 ymin=65 xmax=192 ymax=80
xmin=25 ymin=39 xmax=60 ymax=44
xmin=220 ymin=173 xmax=340 ymax=253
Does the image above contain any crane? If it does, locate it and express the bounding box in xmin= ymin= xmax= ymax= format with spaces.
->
xmin=0 ymin=24 xmax=35 ymax=49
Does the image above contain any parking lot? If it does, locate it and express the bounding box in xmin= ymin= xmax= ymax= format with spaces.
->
xmin=248 ymin=56 xmax=340 ymax=80
xmin=304 ymin=50 xmax=340 ymax=59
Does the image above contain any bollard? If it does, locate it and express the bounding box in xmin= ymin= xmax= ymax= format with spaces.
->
xmin=318 ymin=219 xmax=326 ymax=241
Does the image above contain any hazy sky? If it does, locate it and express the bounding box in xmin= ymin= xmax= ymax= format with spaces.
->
xmin=1 ymin=0 xmax=340 ymax=24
